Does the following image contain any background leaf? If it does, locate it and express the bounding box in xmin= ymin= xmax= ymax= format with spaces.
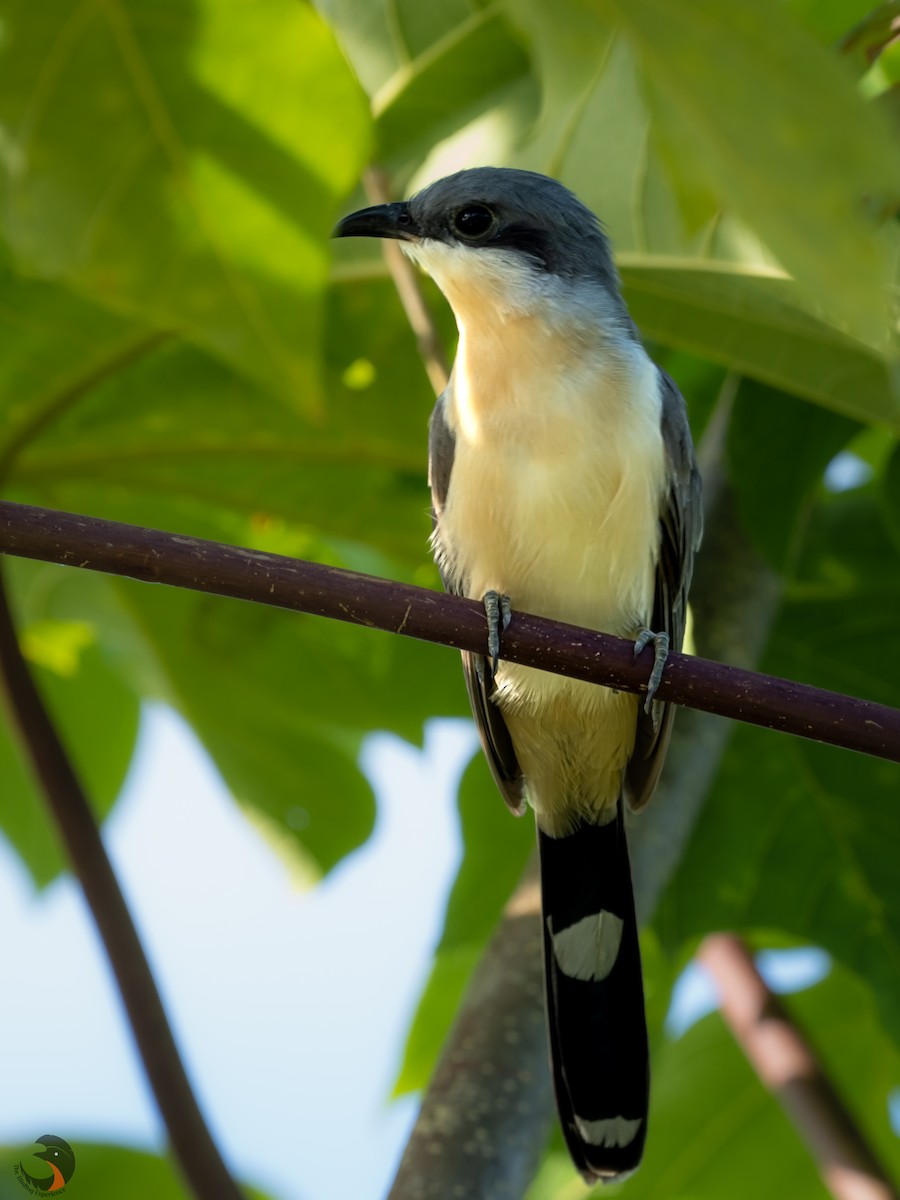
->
xmin=0 ymin=0 xmax=371 ymax=406
xmin=2 ymin=0 xmax=900 ymax=1194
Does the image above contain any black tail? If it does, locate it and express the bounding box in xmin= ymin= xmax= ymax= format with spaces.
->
xmin=538 ymin=803 xmax=649 ymax=1182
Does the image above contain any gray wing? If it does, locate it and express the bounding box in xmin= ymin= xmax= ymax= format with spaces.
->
xmin=429 ymin=394 xmax=526 ymax=815
xmin=625 ymin=368 xmax=703 ymax=811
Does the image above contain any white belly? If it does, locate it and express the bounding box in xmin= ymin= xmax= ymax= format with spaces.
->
xmin=437 ymin=344 xmax=666 ymax=674
xmin=432 ymin=310 xmax=667 ymax=826
xmin=429 ymin=307 xmax=672 ymax=825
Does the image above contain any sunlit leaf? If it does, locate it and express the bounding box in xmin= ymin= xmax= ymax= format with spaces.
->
xmin=0 ymin=0 xmax=371 ymax=406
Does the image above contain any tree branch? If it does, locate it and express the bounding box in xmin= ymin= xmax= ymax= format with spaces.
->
xmin=699 ymin=934 xmax=899 ymax=1200
xmin=388 ymin=861 xmax=554 ymax=1200
xmin=0 ymin=567 xmax=245 ymax=1200
xmin=1 ymin=499 xmax=898 ymax=762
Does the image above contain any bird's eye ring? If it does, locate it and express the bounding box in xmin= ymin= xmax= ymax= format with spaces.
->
xmin=452 ymin=204 xmax=496 ymax=241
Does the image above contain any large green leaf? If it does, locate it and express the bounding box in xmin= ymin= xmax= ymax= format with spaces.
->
xmin=0 ymin=560 xmax=139 ymax=889
xmin=373 ymin=4 xmax=531 ymax=164
xmin=880 ymin=439 xmax=900 ymax=553
xmin=314 ymin=0 xmax=484 ymax=96
xmin=0 ymin=267 xmax=157 ymax=483
xmin=621 ymin=266 xmax=900 ymax=430
xmin=501 ymin=0 xmax=900 ymax=415
xmin=3 ymin=270 xmax=443 ymax=566
xmin=395 ymin=749 xmax=535 ymax=1092
xmin=727 ymin=380 xmax=861 ymax=574
xmin=589 ymin=0 xmax=900 ymax=346
xmin=661 ymin=727 xmax=900 ymax=1042
xmin=315 ymin=0 xmax=531 ymax=171
xmin=660 ymin=483 xmax=900 ymax=1046
xmin=0 ymin=1142 xmax=274 ymax=1200
xmin=102 ymin=570 xmax=469 ymax=875
xmin=0 ymin=0 xmax=371 ymax=406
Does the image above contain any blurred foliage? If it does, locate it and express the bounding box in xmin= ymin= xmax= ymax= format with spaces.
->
xmin=0 ymin=1142 xmax=274 ymax=1200
xmin=1 ymin=0 xmax=899 ymax=1196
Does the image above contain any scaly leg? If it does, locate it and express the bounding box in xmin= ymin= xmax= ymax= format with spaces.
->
xmin=483 ymin=590 xmax=512 ymax=676
xmin=633 ymin=628 xmax=669 ymax=713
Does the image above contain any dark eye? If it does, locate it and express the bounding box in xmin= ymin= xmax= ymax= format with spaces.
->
xmin=452 ymin=204 xmax=495 ymax=241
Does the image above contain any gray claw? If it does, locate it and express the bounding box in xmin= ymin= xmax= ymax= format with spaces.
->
xmin=484 ymin=590 xmax=512 ymax=673
xmin=634 ymin=627 xmax=669 ymax=713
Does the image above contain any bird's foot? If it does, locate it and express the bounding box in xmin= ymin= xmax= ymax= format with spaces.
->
xmin=483 ymin=590 xmax=512 ymax=675
xmin=633 ymin=627 xmax=669 ymax=713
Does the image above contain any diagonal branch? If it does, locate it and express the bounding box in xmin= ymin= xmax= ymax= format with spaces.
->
xmin=699 ymin=934 xmax=899 ymax=1200
xmin=389 ymin=861 xmax=554 ymax=1200
xmin=0 ymin=566 xmax=245 ymax=1200
xmin=1 ymin=499 xmax=898 ymax=762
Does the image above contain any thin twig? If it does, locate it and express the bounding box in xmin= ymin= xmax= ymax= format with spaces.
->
xmin=0 ymin=568 xmax=245 ymax=1200
xmin=699 ymin=934 xmax=899 ymax=1200
xmin=363 ymin=167 xmax=450 ymax=394
xmin=1 ymin=499 xmax=898 ymax=762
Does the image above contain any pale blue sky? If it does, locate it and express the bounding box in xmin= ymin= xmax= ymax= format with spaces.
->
xmin=0 ymin=704 xmax=863 ymax=1199
xmin=0 ymin=706 xmax=476 ymax=1200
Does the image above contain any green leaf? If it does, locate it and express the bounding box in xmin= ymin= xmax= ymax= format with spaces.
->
xmin=778 ymin=489 xmax=900 ymax=708
xmin=657 ymin=474 xmax=900 ymax=1046
xmin=0 ymin=561 xmax=139 ymax=889
xmin=784 ymin=0 xmax=879 ymax=50
xmin=0 ymin=0 xmax=371 ymax=406
xmin=788 ymin=956 xmax=900 ymax=1179
xmin=101 ymin=567 xmax=469 ymax=875
xmin=880 ymin=440 xmax=900 ymax=553
xmin=529 ymin=948 xmax=900 ymax=1197
xmin=0 ymin=265 xmax=158 ymax=482
xmin=5 ymin=271 xmax=445 ymax=566
xmin=373 ymin=4 xmax=531 ymax=164
xmin=662 ymin=726 xmax=900 ymax=1043
xmin=727 ymin=380 xmax=860 ymax=574
xmin=395 ymin=749 xmax=535 ymax=1092
xmin=505 ymin=0 xmax=900 ymax=400
xmin=590 ymin=0 xmax=900 ymax=346
xmin=108 ymin=583 xmax=349 ymax=874
xmin=623 ymin=265 xmax=900 ymax=428
xmin=590 ymin=959 xmax=898 ymax=1198
xmin=0 ymin=1142 xmax=275 ymax=1200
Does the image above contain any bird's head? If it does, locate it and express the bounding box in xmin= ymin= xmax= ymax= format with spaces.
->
xmin=32 ymin=1135 xmax=75 ymax=1179
xmin=334 ymin=168 xmax=628 ymax=333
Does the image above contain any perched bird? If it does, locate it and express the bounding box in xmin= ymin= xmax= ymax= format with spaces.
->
xmin=335 ymin=167 xmax=701 ymax=1181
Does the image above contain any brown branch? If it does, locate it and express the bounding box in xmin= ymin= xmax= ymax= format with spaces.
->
xmin=699 ymin=934 xmax=899 ymax=1200
xmin=388 ymin=861 xmax=554 ymax=1200
xmin=0 ymin=567 xmax=245 ymax=1200
xmin=363 ymin=167 xmax=450 ymax=394
xmin=1 ymin=499 xmax=898 ymax=762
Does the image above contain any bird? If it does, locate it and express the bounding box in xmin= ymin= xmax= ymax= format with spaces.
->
xmin=334 ymin=167 xmax=702 ymax=1182
xmin=19 ymin=1134 xmax=76 ymax=1193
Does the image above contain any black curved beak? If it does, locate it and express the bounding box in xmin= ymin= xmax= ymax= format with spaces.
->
xmin=332 ymin=201 xmax=418 ymax=241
